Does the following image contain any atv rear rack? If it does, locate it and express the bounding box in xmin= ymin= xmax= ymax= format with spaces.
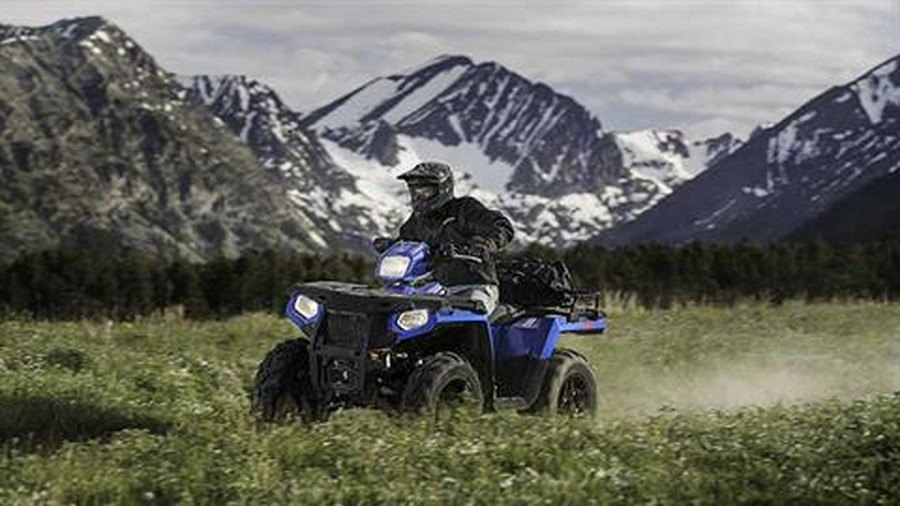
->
xmin=499 ymin=291 xmax=605 ymax=326
xmin=570 ymin=290 xmax=604 ymax=320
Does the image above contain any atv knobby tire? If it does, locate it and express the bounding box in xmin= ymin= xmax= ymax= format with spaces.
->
xmin=251 ymin=338 xmax=318 ymax=423
xmin=402 ymin=352 xmax=484 ymax=419
xmin=531 ymin=348 xmax=598 ymax=416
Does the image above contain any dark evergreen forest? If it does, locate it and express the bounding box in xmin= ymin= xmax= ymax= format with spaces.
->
xmin=2 ymin=237 xmax=899 ymax=320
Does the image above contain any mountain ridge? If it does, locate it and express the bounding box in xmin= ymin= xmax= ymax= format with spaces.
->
xmin=6 ymin=16 xmax=889 ymax=260
xmin=598 ymin=54 xmax=900 ymax=246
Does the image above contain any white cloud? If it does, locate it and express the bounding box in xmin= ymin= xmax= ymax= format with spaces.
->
xmin=619 ymin=83 xmax=824 ymax=131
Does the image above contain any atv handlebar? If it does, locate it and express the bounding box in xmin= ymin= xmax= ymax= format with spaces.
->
xmin=448 ymin=253 xmax=483 ymax=264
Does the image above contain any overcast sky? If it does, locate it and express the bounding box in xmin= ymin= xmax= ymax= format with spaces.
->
xmin=4 ymin=0 xmax=898 ymax=138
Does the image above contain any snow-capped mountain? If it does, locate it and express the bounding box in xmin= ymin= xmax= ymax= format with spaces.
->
xmin=0 ymin=17 xmax=324 ymax=260
xmin=303 ymin=55 xmax=624 ymax=195
xmin=178 ymin=75 xmax=398 ymax=249
xmin=0 ymin=15 xmax=761 ymax=259
xmin=601 ymin=55 xmax=900 ymax=245
xmin=299 ymin=55 xmax=727 ymax=245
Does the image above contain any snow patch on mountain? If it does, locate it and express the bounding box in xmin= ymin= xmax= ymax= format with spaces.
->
xmin=399 ymin=135 xmax=517 ymax=192
xmin=614 ymin=129 xmax=741 ymax=196
xmin=383 ymin=66 xmax=469 ymax=124
xmin=319 ymin=138 xmax=408 ymax=221
xmin=851 ymin=59 xmax=900 ymax=124
xmin=316 ymin=79 xmax=398 ymax=129
xmin=0 ymin=34 xmax=39 ymax=46
xmin=317 ymin=133 xmax=514 ymax=231
xmin=613 ymin=130 xmax=694 ymax=192
xmin=314 ymin=56 xmax=471 ymax=131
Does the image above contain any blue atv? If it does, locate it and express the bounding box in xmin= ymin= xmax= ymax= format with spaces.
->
xmin=251 ymin=241 xmax=606 ymax=421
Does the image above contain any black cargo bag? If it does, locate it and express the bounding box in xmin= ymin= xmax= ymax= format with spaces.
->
xmin=496 ymin=257 xmax=575 ymax=308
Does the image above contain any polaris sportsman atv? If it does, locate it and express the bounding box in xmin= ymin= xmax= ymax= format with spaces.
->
xmin=251 ymin=241 xmax=606 ymax=421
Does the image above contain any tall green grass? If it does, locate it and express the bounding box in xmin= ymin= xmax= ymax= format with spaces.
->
xmin=1 ymin=303 xmax=898 ymax=504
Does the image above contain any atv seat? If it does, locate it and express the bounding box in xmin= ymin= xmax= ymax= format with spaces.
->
xmin=489 ymin=303 xmax=523 ymax=324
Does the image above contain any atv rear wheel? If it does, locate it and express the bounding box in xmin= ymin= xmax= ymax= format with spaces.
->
xmin=531 ymin=348 xmax=598 ymax=417
xmin=251 ymin=338 xmax=318 ymax=423
xmin=402 ymin=352 xmax=484 ymax=419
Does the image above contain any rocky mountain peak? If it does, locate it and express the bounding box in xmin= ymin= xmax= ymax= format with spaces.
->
xmin=2 ymin=14 xmax=172 ymax=101
xmin=2 ymin=16 xmax=103 ymax=41
xmin=1 ymin=16 xmax=141 ymax=57
xmin=304 ymin=54 xmax=618 ymax=197
xmin=47 ymin=16 xmax=113 ymax=39
xmin=388 ymin=54 xmax=474 ymax=80
xmin=0 ymin=17 xmax=325 ymax=260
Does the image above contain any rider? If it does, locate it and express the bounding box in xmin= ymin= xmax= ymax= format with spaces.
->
xmin=374 ymin=161 xmax=514 ymax=314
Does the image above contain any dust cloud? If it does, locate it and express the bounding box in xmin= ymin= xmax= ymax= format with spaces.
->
xmin=682 ymin=358 xmax=899 ymax=410
xmin=602 ymin=350 xmax=900 ymax=417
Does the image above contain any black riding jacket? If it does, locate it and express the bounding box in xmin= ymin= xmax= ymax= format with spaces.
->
xmin=397 ymin=196 xmax=514 ymax=286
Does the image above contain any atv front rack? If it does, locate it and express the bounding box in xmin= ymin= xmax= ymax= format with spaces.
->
xmin=290 ymin=281 xmax=486 ymax=314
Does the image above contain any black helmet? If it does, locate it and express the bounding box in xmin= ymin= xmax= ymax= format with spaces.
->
xmin=397 ymin=161 xmax=454 ymax=213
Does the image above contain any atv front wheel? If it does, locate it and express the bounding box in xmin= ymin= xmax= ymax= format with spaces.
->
xmin=251 ymin=338 xmax=318 ymax=423
xmin=532 ymin=348 xmax=598 ymax=417
xmin=402 ymin=352 xmax=484 ymax=419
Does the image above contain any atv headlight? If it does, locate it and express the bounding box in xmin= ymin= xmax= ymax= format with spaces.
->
xmin=378 ymin=255 xmax=411 ymax=279
xmin=396 ymin=309 xmax=430 ymax=331
xmin=292 ymin=295 xmax=321 ymax=321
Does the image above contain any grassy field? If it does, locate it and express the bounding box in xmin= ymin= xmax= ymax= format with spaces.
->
xmin=1 ymin=303 xmax=899 ymax=504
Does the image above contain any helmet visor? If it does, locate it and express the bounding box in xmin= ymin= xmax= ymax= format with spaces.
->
xmin=408 ymin=184 xmax=438 ymax=208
